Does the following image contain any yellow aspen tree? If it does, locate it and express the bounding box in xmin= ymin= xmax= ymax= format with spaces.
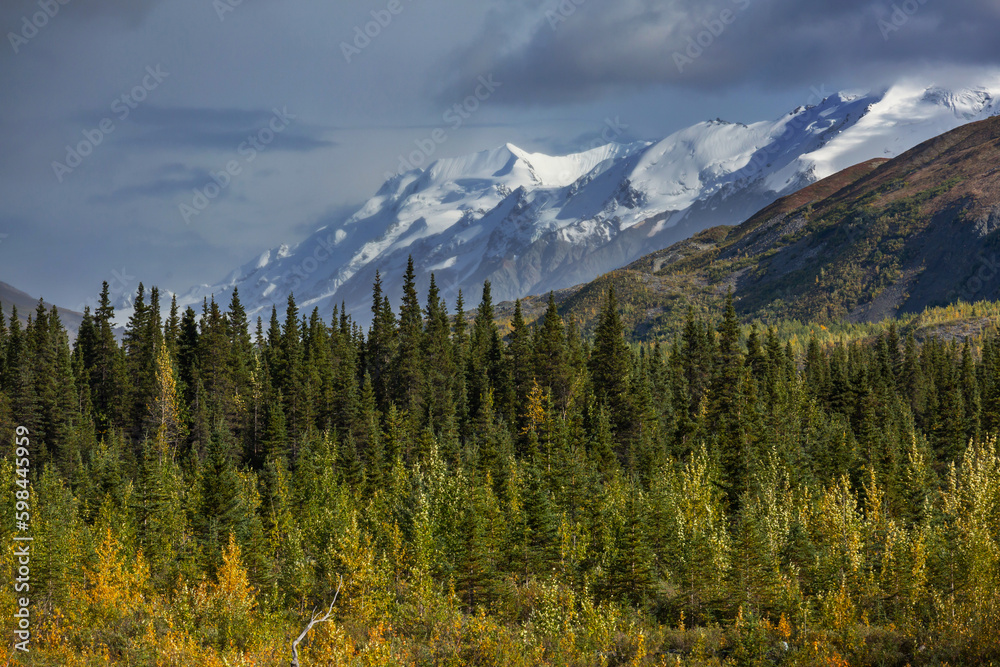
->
xmin=333 ymin=510 xmax=389 ymax=623
xmin=137 ymin=343 xmax=191 ymax=589
xmin=149 ymin=342 xmax=185 ymax=460
xmin=86 ymin=527 xmax=150 ymax=631
xmin=933 ymin=437 xmax=1000 ymax=657
xmin=657 ymin=446 xmax=732 ymax=621
xmin=214 ymin=533 xmax=257 ymax=649
xmin=520 ymin=380 xmax=546 ymax=435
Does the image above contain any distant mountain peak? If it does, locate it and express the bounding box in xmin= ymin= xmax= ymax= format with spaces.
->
xmin=169 ymin=76 xmax=1000 ymax=327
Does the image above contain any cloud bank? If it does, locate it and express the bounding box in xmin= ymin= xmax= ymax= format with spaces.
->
xmin=437 ymin=0 xmax=1000 ymax=104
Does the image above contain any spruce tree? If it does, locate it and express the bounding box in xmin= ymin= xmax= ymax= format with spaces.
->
xmin=197 ymin=427 xmax=244 ymax=575
xmin=507 ymin=299 xmax=534 ymax=431
xmin=468 ymin=281 xmax=501 ymax=424
xmin=710 ymin=293 xmax=750 ymax=510
xmin=589 ymin=286 xmax=633 ymax=439
xmin=226 ymin=288 xmax=255 ymax=429
xmin=123 ymin=284 xmax=163 ymax=444
xmin=452 ymin=290 xmax=471 ymax=437
xmin=523 ymin=466 xmax=559 ymax=577
xmin=303 ymin=307 xmax=334 ymax=432
xmin=680 ymin=307 xmax=712 ymax=422
xmin=262 ymin=392 xmax=289 ymax=466
xmin=960 ymin=339 xmax=981 ymax=444
xmin=367 ymin=271 xmax=398 ymax=409
xmin=394 ymin=256 xmax=425 ymax=415
xmin=89 ymin=283 xmax=127 ymax=436
xmin=534 ymin=293 xmax=570 ymax=411
xmin=28 ymin=303 xmax=78 ymax=469
xmin=710 ymin=292 xmax=743 ymax=420
xmin=277 ymin=294 xmax=306 ymax=448
xmin=266 ymin=306 xmax=282 ymax=365
xmin=330 ymin=315 xmax=360 ymax=435
xmin=164 ymin=294 xmax=181 ymax=359
xmin=606 ymin=488 xmax=654 ymax=606
xmin=199 ymin=297 xmax=234 ymax=425
xmin=422 ymin=274 xmax=456 ymax=430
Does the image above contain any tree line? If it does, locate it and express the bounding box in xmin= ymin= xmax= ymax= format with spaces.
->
xmin=1 ymin=257 xmax=1000 ymax=665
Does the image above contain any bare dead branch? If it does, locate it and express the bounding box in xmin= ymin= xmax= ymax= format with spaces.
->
xmin=291 ymin=574 xmax=343 ymax=667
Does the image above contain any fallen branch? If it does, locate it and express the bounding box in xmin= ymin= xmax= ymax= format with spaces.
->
xmin=291 ymin=574 xmax=343 ymax=667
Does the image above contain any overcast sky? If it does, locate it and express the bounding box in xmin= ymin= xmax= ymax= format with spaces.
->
xmin=1 ymin=0 xmax=998 ymax=311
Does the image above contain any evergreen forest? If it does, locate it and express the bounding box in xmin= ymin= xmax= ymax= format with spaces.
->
xmin=2 ymin=258 xmax=1000 ymax=666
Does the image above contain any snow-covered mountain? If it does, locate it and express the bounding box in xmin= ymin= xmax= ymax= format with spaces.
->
xmin=175 ymin=79 xmax=1000 ymax=324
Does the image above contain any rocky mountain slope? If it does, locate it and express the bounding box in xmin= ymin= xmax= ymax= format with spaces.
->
xmin=539 ymin=114 xmax=1000 ymax=339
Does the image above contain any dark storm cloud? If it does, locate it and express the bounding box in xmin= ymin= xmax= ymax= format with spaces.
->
xmin=88 ymin=164 xmax=215 ymax=203
xmin=119 ymin=106 xmax=337 ymax=152
xmin=437 ymin=0 xmax=1000 ymax=104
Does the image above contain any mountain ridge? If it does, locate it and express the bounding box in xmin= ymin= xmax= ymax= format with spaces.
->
xmin=0 ymin=281 xmax=85 ymax=338
xmin=170 ymin=78 xmax=1000 ymax=326
xmin=531 ymin=114 xmax=1000 ymax=340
